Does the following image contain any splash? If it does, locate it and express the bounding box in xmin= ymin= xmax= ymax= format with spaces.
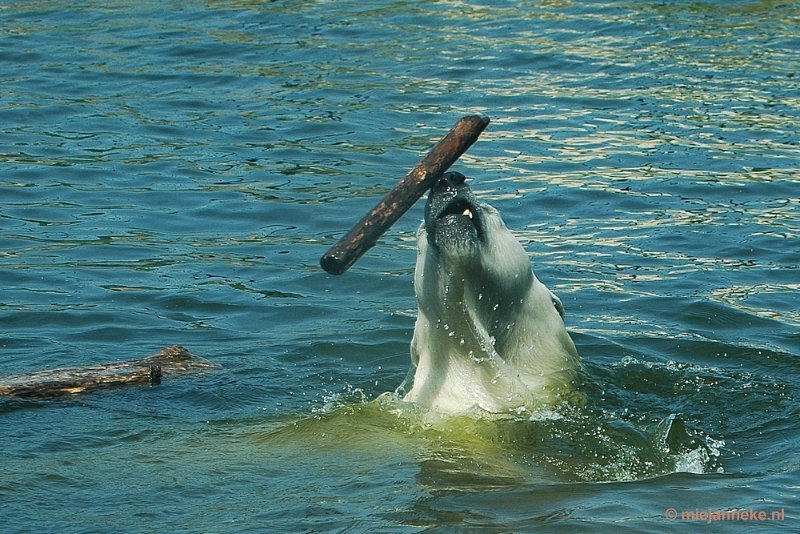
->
xmin=264 ymin=388 xmax=723 ymax=485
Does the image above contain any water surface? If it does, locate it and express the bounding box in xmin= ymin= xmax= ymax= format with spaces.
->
xmin=1 ymin=0 xmax=799 ymax=532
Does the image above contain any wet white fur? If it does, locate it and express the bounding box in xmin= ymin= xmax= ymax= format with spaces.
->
xmin=403 ymin=203 xmax=580 ymax=415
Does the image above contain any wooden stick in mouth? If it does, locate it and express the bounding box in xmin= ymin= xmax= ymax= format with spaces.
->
xmin=320 ymin=114 xmax=490 ymax=275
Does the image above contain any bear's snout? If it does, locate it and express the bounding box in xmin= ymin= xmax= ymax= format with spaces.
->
xmin=424 ymin=172 xmax=484 ymax=252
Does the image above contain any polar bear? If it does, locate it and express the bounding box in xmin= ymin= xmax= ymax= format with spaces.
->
xmin=401 ymin=172 xmax=580 ymax=415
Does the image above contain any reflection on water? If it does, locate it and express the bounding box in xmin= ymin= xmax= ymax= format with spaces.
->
xmin=710 ymin=283 xmax=800 ymax=326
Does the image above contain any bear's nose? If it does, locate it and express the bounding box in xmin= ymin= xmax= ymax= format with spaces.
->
xmin=438 ymin=171 xmax=467 ymax=189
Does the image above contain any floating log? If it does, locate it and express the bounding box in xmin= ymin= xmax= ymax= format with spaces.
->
xmin=320 ymin=114 xmax=490 ymax=275
xmin=0 ymin=345 xmax=214 ymax=400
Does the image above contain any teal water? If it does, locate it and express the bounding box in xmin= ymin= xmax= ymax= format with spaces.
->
xmin=1 ymin=0 xmax=799 ymax=532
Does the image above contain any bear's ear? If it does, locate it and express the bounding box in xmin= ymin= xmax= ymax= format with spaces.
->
xmin=550 ymin=291 xmax=566 ymax=320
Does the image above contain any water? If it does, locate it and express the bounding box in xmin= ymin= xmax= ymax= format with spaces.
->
xmin=1 ymin=0 xmax=798 ymax=531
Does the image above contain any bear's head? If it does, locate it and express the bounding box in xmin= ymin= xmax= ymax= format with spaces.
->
xmin=420 ymin=171 xmax=536 ymax=302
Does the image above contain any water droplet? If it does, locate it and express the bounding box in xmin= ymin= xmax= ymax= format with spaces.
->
xmin=468 ymin=350 xmax=489 ymax=364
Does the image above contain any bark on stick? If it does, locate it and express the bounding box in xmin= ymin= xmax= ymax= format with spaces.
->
xmin=320 ymin=114 xmax=490 ymax=275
